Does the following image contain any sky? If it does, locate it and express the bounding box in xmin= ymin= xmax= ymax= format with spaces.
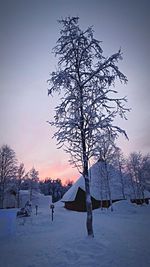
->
xmin=0 ymin=0 xmax=150 ymax=183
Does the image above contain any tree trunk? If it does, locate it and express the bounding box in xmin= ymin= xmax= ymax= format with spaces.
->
xmin=104 ymin=161 xmax=113 ymax=211
xmin=139 ymin=175 xmax=145 ymax=204
xmin=119 ymin=163 xmax=126 ymax=199
xmin=17 ymin=190 xmax=20 ymax=208
xmin=29 ymin=180 xmax=32 ymax=201
xmin=83 ymin=158 xmax=94 ymax=237
xmin=0 ymin=192 xmax=4 ymax=209
xmin=79 ymin=84 xmax=94 ymax=237
xmin=1 ymin=183 xmax=5 ymax=209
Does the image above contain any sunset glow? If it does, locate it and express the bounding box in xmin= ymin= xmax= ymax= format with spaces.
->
xmin=0 ymin=0 xmax=149 ymax=184
xmin=38 ymin=162 xmax=78 ymax=184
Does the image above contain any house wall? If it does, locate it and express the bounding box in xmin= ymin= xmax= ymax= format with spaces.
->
xmin=63 ymin=188 xmax=118 ymax=211
xmin=63 ymin=188 xmax=128 ymax=211
xmin=3 ymin=193 xmax=17 ymax=209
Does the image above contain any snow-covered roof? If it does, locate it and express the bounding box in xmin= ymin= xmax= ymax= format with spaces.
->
xmin=62 ymin=161 xmax=150 ymax=202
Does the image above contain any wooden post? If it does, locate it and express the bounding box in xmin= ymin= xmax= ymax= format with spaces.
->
xmin=50 ymin=204 xmax=54 ymax=221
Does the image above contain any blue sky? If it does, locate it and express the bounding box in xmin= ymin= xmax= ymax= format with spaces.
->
xmin=0 ymin=0 xmax=149 ymax=182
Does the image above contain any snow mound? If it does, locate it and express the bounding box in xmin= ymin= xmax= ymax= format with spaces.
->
xmin=0 ymin=209 xmax=18 ymax=238
xmin=111 ymin=200 xmax=138 ymax=214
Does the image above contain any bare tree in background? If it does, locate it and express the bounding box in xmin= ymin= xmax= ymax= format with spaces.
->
xmin=48 ymin=17 xmax=129 ymax=236
xmin=29 ymin=167 xmax=39 ymax=201
xmin=16 ymin=163 xmax=26 ymax=208
xmin=127 ymin=152 xmax=150 ymax=203
xmin=114 ymin=148 xmax=126 ymax=199
xmin=95 ymin=132 xmax=117 ymax=210
xmin=141 ymin=154 xmax=150 ymax=191
xmin=0 ymin=145 xmax=17 ymax=208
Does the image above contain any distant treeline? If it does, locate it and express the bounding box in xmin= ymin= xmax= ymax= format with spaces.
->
xmin=39 ymin=178 xmax=73 ymax=202
xmin=0 ymin=144 xmax=150 ymax=208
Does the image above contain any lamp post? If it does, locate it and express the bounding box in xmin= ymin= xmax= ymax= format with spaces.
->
xmin=50 ymin=204 xmax=55 ymax=221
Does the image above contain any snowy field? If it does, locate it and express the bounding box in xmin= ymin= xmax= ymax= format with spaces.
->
xmin=0 ymin=197 xmax=150 ymax=267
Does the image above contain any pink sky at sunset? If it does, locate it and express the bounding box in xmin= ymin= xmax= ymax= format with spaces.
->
xmin=39 ymin=162 xmax=78 ymax=184
xmin=0 ymin=0 xmax=149 ymax=184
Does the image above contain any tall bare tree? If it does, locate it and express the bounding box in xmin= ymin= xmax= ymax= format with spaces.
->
xmin=48 ymin=17 xmax=129 ymax=236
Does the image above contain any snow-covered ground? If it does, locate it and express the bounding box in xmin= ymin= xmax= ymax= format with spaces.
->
xmin=0 ymin=196 xmax=150 ymax=267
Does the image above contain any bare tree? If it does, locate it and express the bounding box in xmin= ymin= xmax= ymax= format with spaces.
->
xmin=141 ymin=154 xmax=150 ymax=191
xmin=29 ymin=167 xmax=39 ymax=201
xmin=16 ymin=163 xmax=26 ymax=208
xmin=48 ymin=17 xmax=129 ymax=236
xmin=113 ymin=148 xmax=126 ymax=199
xmin=0 ymin=145 xmax=17 ymax=208
xmin=127 ymin=153 xmax=142 ymax=202
xmin=127 ymin=152 xmax=150 ymax=203
xmin=95 ymin=132 xmax=117 ymax=210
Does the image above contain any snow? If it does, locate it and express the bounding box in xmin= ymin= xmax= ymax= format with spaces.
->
xmin=19 ymin=190 xmax=52 ymax=208
xmin=0 ymin=209 xmax=17 ymax=238
xmin=0 ymin=194 xmax=150 ymax=267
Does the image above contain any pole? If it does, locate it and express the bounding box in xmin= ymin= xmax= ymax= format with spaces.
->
xmin=50 ymin=204 xmax=54 ymax=221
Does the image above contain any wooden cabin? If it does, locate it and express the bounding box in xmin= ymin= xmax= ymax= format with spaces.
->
xmin=62 ymin=161 xmax=150 ymax=211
